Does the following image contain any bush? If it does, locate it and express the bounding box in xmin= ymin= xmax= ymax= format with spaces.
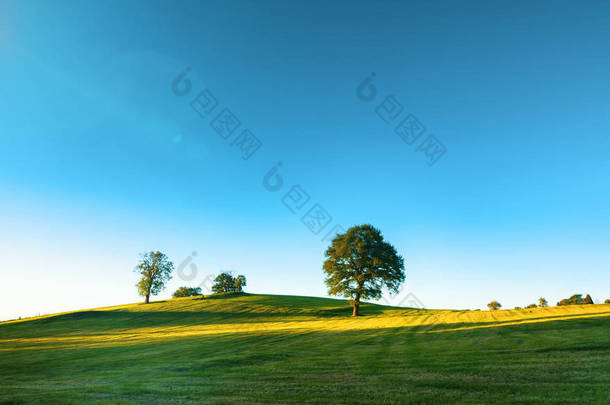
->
xmin=514 ymin=306 xmax=522 ymax=310
xmin=525 ymin=304 xmax=537 ymax=309
xmin=172 ymin=286 xmax=202 ymax=298
xmin=605 ymin=299 xmax=610 ymax=304
xmin=487 ymin=301 xmax=501 ymax=311
xmin=583 ymin=294 xmax=594 ymax=305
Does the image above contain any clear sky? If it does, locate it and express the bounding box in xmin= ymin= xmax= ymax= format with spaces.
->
xmin=1 ymin=0 xmax=609 ymax=321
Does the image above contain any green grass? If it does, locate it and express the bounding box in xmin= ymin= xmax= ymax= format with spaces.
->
xmin=1 ymin=294 xmax=609 ymax=404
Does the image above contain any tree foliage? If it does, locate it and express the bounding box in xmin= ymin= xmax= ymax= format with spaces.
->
xmin=487 ymin=301 xmax=501 ymax=311
xmin=323 ymin=224 xmax=405 ymax=316
xmin=234 ymin=275 xmax=247 ymax=292
xmin=557 ymin=294 xmax=586 ymax=306
xmin=172 ymin=286 xmax=202 ymax=298
xmin=538 ymin=297 xmax=548 ymax=308
xmin=605 ymin=299 xmax=610 ymax=304
xmin=583 ymin=294 xmax=594 ymax=305
xmin=212 ymin=272 xmax=247 ymax=293
xmin=134 ymin=251 xmax=174 ymax=304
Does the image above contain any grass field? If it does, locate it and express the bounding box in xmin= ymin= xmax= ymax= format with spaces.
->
xmin=1 ymin=294 xmax=609 ymax=404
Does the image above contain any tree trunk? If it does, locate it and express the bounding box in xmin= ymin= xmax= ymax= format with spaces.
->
xmin=145 ymin=294 xmax=150 ymax=304
xmin=352 ymin=292 xmax=361 ymax=317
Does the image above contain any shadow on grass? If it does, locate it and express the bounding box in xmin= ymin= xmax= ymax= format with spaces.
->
xmin=202 ymin=292 xmax=248 ymax=300
xmin=2 ymin=293 xmax=609 ymax=341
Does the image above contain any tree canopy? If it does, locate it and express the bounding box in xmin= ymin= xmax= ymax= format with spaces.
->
xmin=234 ymin=275 xmax=247 ymax=293
xmin=323 ymin=224 xmax=405 ymax=316
xmin=134 ymin=251 xmax=174 ymax=304
xmin=557 ymin=294 xmax=590 ymax=306
xmin=172 ymin=286 xmax=202 ymax=298
xmin=212 ymin=272 xmax=247 ymax=293
xmin=487 ymin=301 xmax=501 ymax=311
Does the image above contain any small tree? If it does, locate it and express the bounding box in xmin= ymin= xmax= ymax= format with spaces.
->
xmin=538 ymin=297 xmax=548 ymax=308
xmin=525 ymin=304 xmax=537 ymax=309
xmin=605 ymin=299 xmax=610 ymax=304
xmin=487 ymin=301 xmax=501 ymax=311
xmin=323 ymin=224 xmax=405 ymax=317
xmin=212 ymin=272 xmax=236 ymax=293
xmin=173 ymin=286 xmax=202 ymax=298
xmin=134 ymin=251 xmax=174 ymax=304
xmin=234 ymin=275 xmax=247 ymax=292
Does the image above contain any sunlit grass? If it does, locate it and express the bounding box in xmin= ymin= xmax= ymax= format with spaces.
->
xmin=1 ymin=294 xmax=609 ymax=404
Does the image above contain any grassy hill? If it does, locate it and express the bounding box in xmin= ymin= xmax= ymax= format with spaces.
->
xmin=1 ymin=294 xmax=609 ymax=404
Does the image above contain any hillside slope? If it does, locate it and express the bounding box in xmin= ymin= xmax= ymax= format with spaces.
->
xmin=1 ymin=294 xmax=609 ymax=404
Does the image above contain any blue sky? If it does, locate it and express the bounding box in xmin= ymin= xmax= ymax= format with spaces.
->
xmin=1 ymin=0 xmax=609 ymax=320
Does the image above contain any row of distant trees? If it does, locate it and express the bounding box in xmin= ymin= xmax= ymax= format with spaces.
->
xmin=556 ymin=294 xmax=595 ymax=306
xmin=133 ymin=251 xmax=247 ymax=303
xmin=172 ymin=273 xmax=247 ymax=298
xmin=488 ymin=294 xmax=607 ymax=311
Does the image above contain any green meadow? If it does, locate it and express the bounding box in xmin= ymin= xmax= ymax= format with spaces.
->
xmin=1 ymin=294 xmax=609 ymax=404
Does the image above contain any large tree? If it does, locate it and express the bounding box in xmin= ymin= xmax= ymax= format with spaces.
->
xmin=134 ymin=251 xmax=174 ymax=304
xmin=323 ymin=224 xmax=405 ymax=316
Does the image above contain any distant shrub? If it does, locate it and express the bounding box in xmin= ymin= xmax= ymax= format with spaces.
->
xmin=487 ymin=301 xmax=501 ymax=311
xmin=514 ymin=306 xmax=522 ymax=310
xmin=605 ymin=299 xmax=610 ymax=304
xmin=172 ymin=286 xmax=202 ymax=298
xmin=525 ymin=304 xmax=537 ymax=309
